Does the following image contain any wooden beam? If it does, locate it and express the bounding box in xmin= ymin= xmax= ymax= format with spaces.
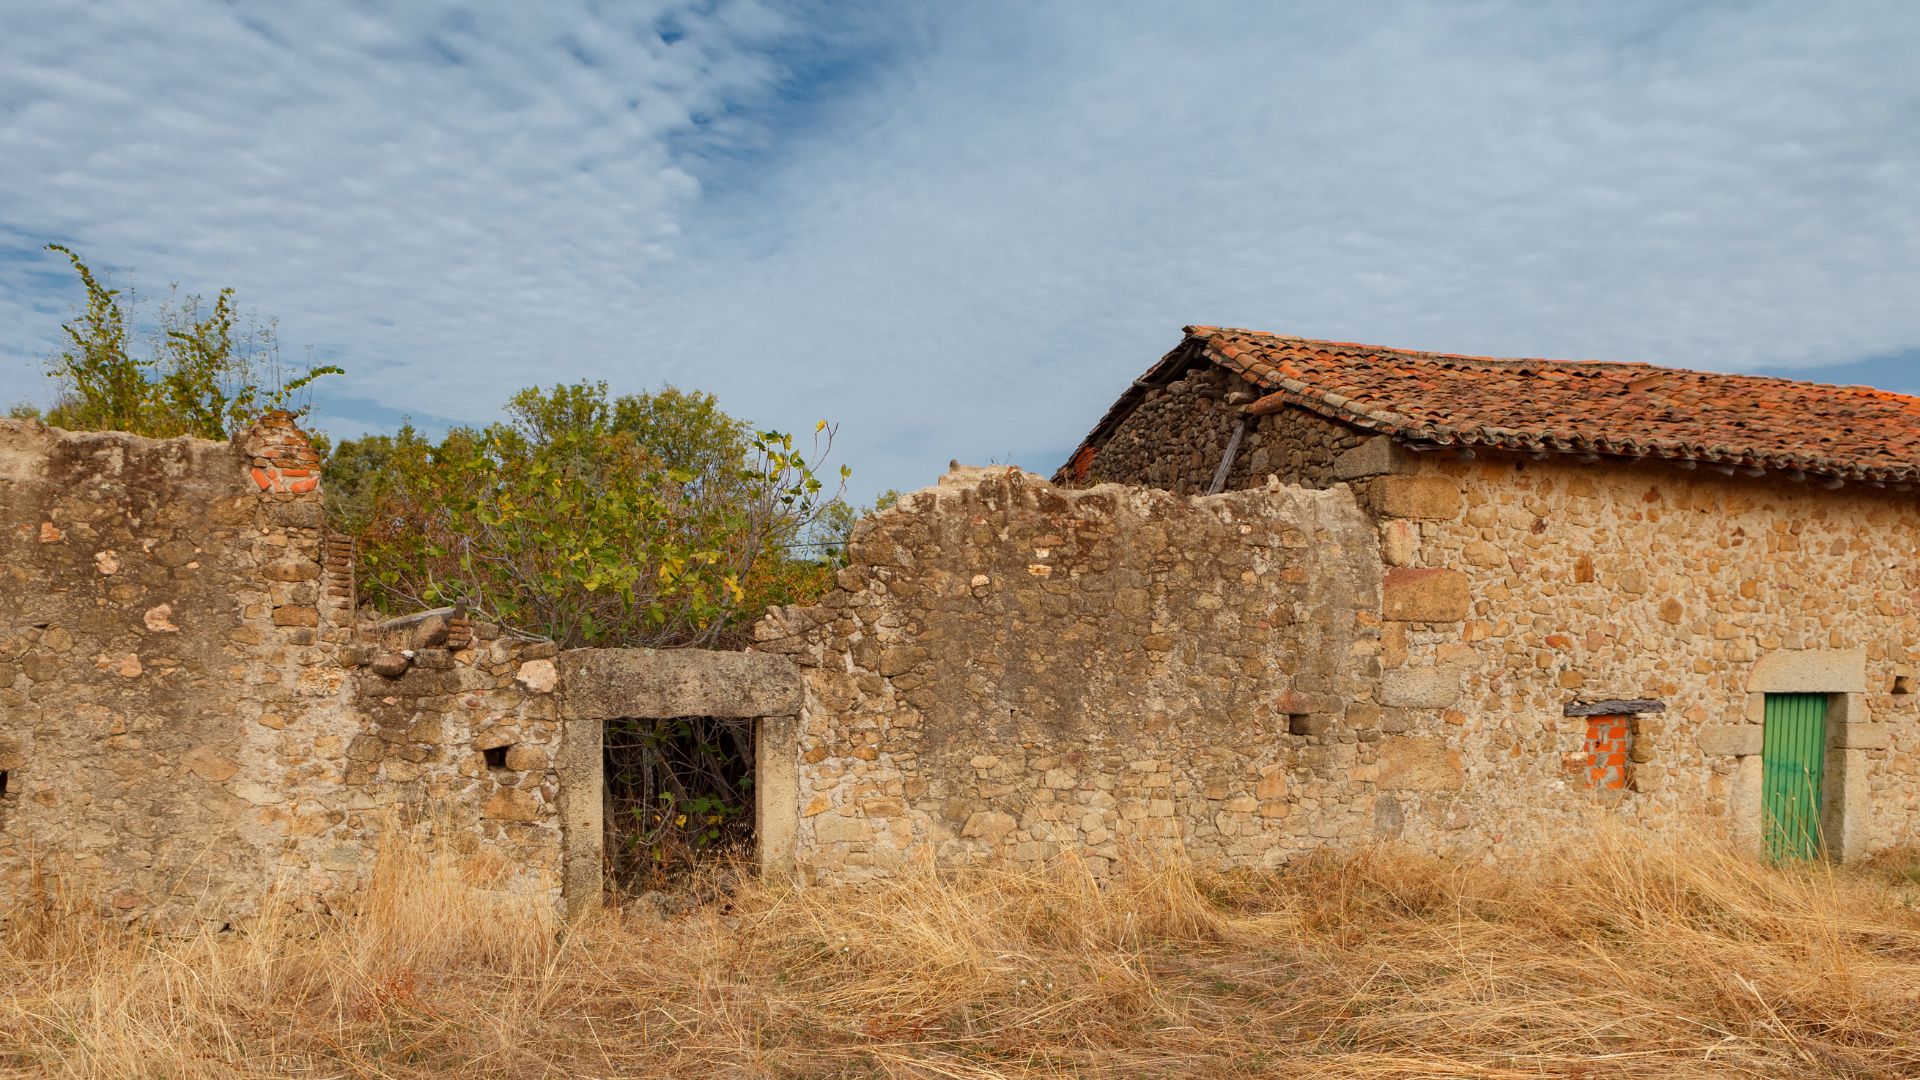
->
xmin=1207 ymin=420 xmax=1248 ymax=495
xmin=1564 ymin=698 xmax=1667 ymax=717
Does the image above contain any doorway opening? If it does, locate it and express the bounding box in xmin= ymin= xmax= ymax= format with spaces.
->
xmin=602 ymin=715 xmax=755 ymax=893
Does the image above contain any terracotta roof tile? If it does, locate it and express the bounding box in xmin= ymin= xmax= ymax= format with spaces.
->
xmin=1064 ymin=327 xmax=1920 ymax=485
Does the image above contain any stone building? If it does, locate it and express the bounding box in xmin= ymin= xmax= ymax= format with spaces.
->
xmin=8 ymin=328 xmax=1920 ymax=923
xmin=754 ymin=327 xmax=1920 ymax=878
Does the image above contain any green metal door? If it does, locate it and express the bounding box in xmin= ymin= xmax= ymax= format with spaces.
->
xmin=1762 ymin=693 xmax=1828 ymax=862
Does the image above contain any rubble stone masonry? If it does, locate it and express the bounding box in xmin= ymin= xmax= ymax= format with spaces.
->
xmin=8 ymin=389 xmax=1916 ymax=915
xmin=1077 ymin=363 xmax=1373 ymax=494
xmin=1055 ymin=367 xmax=1920 ymax=864
xmin=758 ymin=418 xmax=1920 ymax=877
xmin=755 ymin=466 xmax=1400 ymax=880
xmin=1393 ymin=448 xmax=1920 ymax=859
xmin=0 ymin=418 xmax=566 ymax=930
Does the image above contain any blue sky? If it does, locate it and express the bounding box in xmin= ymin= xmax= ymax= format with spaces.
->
xmin=2 ymin=1 xmax=1917 ymax=499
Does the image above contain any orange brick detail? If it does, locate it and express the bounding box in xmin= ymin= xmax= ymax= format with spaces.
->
xmin=241 ymin=411 xmax=323 ymax=498
xmin=1584 ymin=714 xmax=1631 ymax=790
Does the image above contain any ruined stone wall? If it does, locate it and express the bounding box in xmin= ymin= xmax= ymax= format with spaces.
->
xmin=755 ymin=466 xmax=1397 ymax=881
xmin=1080 ymin=368 xmax=1373 ymax=493
xmin=759 ymin=450 xmax=1920 ymax=879
xmin=0 ymin=418 xmax=566 ymax=929
xmin=1362 ymin=452 xmax=1920 ymax=859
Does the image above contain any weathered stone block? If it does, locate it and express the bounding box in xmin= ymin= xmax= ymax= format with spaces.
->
xmin=813 ymin=813 xmax=872 ymax=845
xmin=1382 ymin=568 xmax=1470 ymax=622
xmin=1368 ymin=476 xmax=1463 ymax=520
xmin=482 ymin=787 xmax=540 ymax=822
xmin=1696 ymin=725 xmax=1762 ymax=757
xmin=962 ymin=811 xmax=1018 ymax=843
xmin=1330 ymin=436 xmax=1414 ymax=480
xmin=271 ymin=605 xmax=318 ymax=627
xmin=368 ymin=650 xmax=411 ymax=677
xmin=1379 ymin=667 xmax=1461 ymax=708
xmin=1382 ymin=519 xmax=1418 ymax=566
xmin=504 ymin=744 xmax=547 ymax=771
xmin=1375 ymin=737 xmax=1464 ymax=791
xmin=1836 ymin=723 xmax=1889 ymax=750
xmin=1747 ymin=650 xmax=1868 ymax=693
xmin=514 ymin=658 xmax=559 ymax=694
xmin=559 ymin=648 xmax=802 ymax=719
xmin=878 ymin=645 xmax=928 ymax=677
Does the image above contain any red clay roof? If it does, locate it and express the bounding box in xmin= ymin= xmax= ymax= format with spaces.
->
xmin=1065 ymin=327 xmax=1920 ymax=486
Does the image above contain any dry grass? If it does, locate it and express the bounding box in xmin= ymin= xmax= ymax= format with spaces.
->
xmin=6 ymin=831 xmax=1920 ymax=1078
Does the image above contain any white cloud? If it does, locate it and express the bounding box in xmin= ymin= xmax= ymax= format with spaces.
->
xmin=2 ymin=1 xmax=1918 ymax=498
xmin=0 ymin=0 xmax=800 ymax=408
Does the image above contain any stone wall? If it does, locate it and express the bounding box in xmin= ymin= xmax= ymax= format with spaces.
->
xmin=1077 ymin=365 xmax=1373 ymax=493
xmin=11 ymin=393 xmax=1917 ymax=917
xmin=755 ymin=466 xmax=1402 ymax=881
xmin=0 ymin=417 xmax=566 ymax=930
xmin=758 ymin=442 xmax=1920 ymax=878
xmin=1365 ymin=450 xmax=1920 ymax=859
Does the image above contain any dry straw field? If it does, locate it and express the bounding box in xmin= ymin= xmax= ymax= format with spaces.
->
xmin=5 ymin=828 xmax=1920 ymax=1078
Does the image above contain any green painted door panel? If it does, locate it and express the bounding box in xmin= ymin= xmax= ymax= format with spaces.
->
xmin=1762 ymin=693 xmax=1828 ymax=862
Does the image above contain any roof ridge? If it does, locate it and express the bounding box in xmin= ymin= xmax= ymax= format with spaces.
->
xmin=1190 ymin=325 xmax=1656 ymax=373
xmin=1058 ymin=326 xmax=1920 ymax=489
xmin=1189 ymin=326 xmax=1920 ymax=400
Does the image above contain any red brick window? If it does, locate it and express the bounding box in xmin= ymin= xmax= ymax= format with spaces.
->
xmin=1584 ymin=714 xmax=1631 ymax=790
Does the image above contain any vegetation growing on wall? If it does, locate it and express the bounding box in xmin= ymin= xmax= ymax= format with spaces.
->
xmin=9 ymin=245 xmax=341 ymax=438
xmin=327 ymin=381 xmax=848 ymax=650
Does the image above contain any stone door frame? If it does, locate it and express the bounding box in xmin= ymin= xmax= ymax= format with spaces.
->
xmin=554 ymin=648 xmax=803 ymax=914
xmin=1711 ymin=649 xmax=1881 ymax=861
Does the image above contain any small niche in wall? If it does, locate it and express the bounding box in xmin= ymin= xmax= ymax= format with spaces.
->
xmin=483 ymin=745 xmax=512 ymax=771
xmin=0 ymin=770 xmax=9 ymax=798
xmin=1286 ymin=713 xmax=1332 ymax=737
xmin=1894 ymin=672 xmax=1915 ymax=696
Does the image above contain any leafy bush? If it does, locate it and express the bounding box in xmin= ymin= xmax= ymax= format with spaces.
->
xmin=15 ymin=244 xmax=340 ymax=438
xmin=332 ymin=381 xmax=847 ymax=649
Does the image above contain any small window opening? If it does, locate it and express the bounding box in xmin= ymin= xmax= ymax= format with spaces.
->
xmin=1894 ymin=673 xmax=1915 ymax=696
xmin=0 ymin=770 xmax=9 ymax=798
xmin=1584 ymin=715 xmax=1631 ymax=791
xmin=483 ymin=745 xmax=511 ymax=770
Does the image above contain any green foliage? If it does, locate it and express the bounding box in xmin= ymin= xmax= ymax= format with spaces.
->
xmin=337 ymin=381 xmax=848 ymax=649
xmin=16 ymin=244 xmax=341 ymax=438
